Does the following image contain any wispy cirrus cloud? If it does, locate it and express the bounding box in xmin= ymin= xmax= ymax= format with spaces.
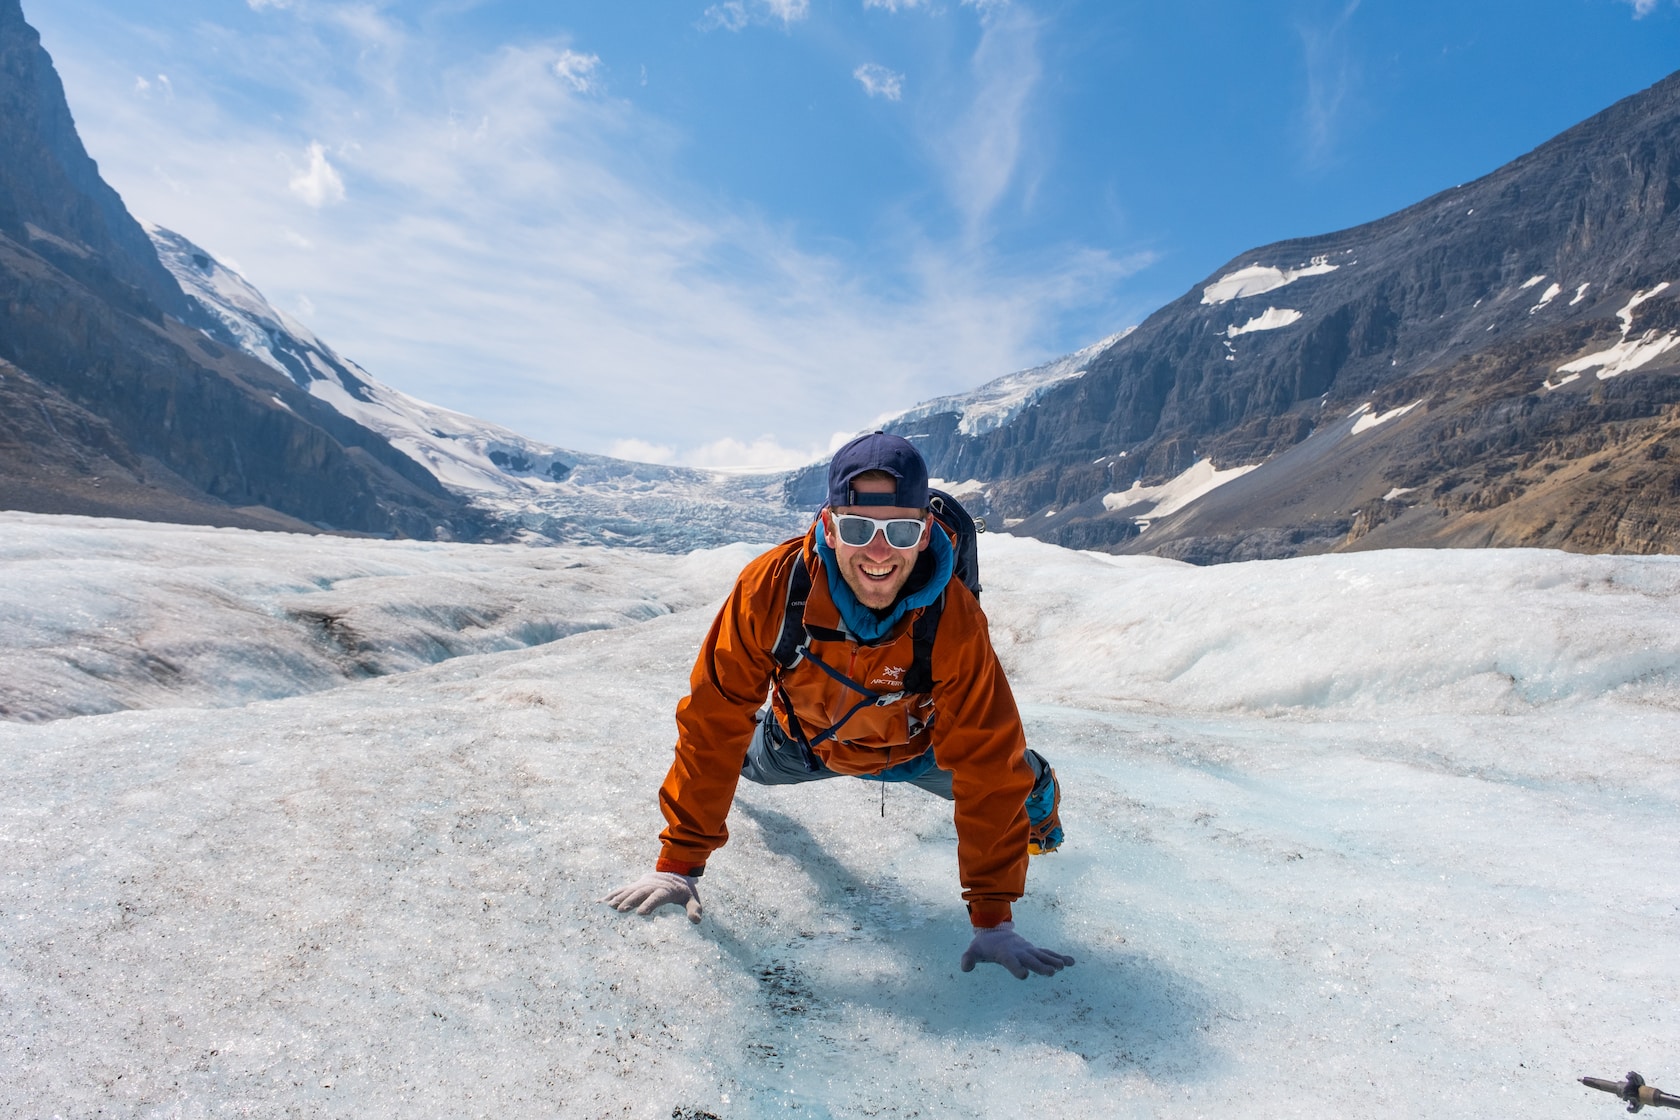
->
xmin=700 ymin=0 xmax=810 ymax=32
xmin=935 ymin=1 xmax=1041 ymax=237
xmin=853 ymin=62 xmax=904 ymax=100
xmin=1297 ymin=0 xmax=1363 ymax=167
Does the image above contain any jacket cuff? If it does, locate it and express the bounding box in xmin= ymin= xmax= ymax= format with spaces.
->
xmin=967 ymin=901 xmax=1013 ymax=928
xmin=656 ymin=857 xmax=705 ymax=878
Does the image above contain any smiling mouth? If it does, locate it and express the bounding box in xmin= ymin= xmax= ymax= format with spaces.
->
xmin=859 ymin=563 xmax=896 ymax=580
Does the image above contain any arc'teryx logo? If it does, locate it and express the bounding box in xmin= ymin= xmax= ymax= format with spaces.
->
xmin=870 ymin=665 xmax=906 ymax=689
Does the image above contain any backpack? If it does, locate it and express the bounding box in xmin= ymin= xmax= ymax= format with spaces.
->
xmin=767 ymin=489 xmax=984 ymax=760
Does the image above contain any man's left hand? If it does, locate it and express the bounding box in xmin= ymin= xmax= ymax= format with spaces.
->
xmin=960 ymin=921 xmax=1075 ymax=979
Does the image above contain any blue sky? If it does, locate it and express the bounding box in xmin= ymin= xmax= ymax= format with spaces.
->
xmin=24 ymin=0 xmax=1680 ymax=468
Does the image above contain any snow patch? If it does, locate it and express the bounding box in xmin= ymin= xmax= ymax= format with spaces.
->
xmin=1226 ymin=308 xmax=1303 ymax=337
xmin=1520 ymin=274 xmax=1547 ymax=290
xmin=1102 ymin=459 xmax=1259 ymax=521
xmin=1528 ymin=282 xmax=1562 ymax=313
xmin=1570 ymin=283 xmax=1591 ymax=307
xmin=1200 ymin=256 xmax=1340 ymax=305
xmin=1349 ymin=400 xmax=1422 ymax=435
xmin=1555 ymin=283 xmax=1679 ymax=382
xmin=1382 ymin=487 xmax=1415 ymax=501
xmin=1559 ymin=333 xmax=1680 ymax=380
xmin=1616 ymin=283 xmax=1670 ymax=334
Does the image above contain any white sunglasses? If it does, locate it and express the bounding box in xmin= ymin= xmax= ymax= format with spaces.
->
xmin=830 ymin=513 xmax=928 ymax=549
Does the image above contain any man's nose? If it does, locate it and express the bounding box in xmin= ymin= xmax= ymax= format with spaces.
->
xmin=862 ymin=528 xmax=896 ymax=554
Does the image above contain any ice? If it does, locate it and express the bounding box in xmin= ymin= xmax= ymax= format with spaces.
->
xmin=0 ymin=512 xmax=756 ymax=722
xmin=1 ymin=518 xmax=1676 ymax=1117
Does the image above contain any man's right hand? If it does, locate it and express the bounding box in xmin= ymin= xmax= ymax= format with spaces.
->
xmin=960 ymin=921 xmax=1074 ymax=978
xmin=599 ymin=871 xmax=703 ymax=923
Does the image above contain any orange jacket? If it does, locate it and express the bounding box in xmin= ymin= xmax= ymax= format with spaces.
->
xmin=655 ymin=525 xmax=1034 ymax=927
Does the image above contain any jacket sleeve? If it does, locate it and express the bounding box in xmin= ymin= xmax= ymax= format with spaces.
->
xmin=655 ymin=541 xmax=795 ymax=874
xmin=928 ymin=583 xmax=1035 ymax=927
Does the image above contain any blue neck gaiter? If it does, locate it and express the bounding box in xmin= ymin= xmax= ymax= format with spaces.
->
xmin=814 ymin=523 xmax=954 ymax=643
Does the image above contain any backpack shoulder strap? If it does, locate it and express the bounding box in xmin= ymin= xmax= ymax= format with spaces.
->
xmin=770 ymin=554 xmax=813 ymax=669
xmin=903 ymin=591 xmax=944 ymax=694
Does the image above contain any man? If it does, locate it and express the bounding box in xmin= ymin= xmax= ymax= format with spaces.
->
xmin=602 ymin=433 xmax=1073 ymax=979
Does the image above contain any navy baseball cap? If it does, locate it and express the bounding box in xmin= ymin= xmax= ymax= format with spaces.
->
xmin=827 ymin=431 xmax=930 ymax=509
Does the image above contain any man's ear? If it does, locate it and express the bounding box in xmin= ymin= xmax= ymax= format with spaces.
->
xmin=916 ymin=512 xmax=932 ymax=553
xmin=820 ymin=508 xmax=838 ymax=548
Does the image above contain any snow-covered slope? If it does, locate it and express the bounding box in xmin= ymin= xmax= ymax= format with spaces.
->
xmin=2 ymin=513 xmax=1676 ymax=1117
xmin=150 ymin=226 xmax=808 ymax=551
xmin=882 ymin=330 xmax=1134 ymax=439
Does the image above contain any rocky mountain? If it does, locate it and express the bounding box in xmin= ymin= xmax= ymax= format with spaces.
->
xmin=0 ymin=0 xmax=486 ymax=539
xmin=879 ymin=69 xmax=1680 ymax=562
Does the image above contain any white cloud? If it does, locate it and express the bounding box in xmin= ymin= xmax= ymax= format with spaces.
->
xmin=606 ymin=438 xmax=676 ymax=464
xmin=247 ymin=0 xmax=293 ymax=9
xmin=553 ymin=49 xmax=601 ymax=93
xmin=701 ymin=0 xmax=809 ymax=31
xmin=700 ymin=2 xmax=749 ymax=31
xmin=853 ymin=63 xmax=904 ymax=101
xmin=287 ymin=141 xmax=345 ymax=207
xmin=678 ymin=435 xmax=838 ymax=471
xmin=1626 ymin=0 xmax=1659 ymax=14
xmin=764 ymin=0 xmax=811 ymax=21
xmin=862 ymin=0 xmax=926 ymax=9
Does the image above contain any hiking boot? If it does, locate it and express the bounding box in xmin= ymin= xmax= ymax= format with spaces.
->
xmin=1026 ymin=766 xmax=1062 ymax=855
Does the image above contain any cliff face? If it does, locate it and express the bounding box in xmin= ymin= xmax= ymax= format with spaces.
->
xmin=0 ymin=0 xmax=489 ymax=539
xmin=882 ymin=70 xmax=1680 ymax=561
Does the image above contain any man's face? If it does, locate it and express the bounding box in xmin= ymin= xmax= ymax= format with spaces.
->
xmin=822 ymin=475 xmax=931 ymax=610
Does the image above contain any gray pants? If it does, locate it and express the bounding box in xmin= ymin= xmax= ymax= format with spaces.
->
xmin=740 ymin=711 xmax=1052 ymax=801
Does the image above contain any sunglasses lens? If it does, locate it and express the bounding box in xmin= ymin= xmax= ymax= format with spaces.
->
xmin=884 ymin=520 xmax=924 ymax=548
xmin=835 ymin=516 xmax=878 ymax=547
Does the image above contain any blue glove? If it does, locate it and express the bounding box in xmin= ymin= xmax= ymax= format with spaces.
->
xmin=599 ymin=871 xmax=703 ymax=923
xmin=960 ymin=921 xmax=1075 ymax=979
